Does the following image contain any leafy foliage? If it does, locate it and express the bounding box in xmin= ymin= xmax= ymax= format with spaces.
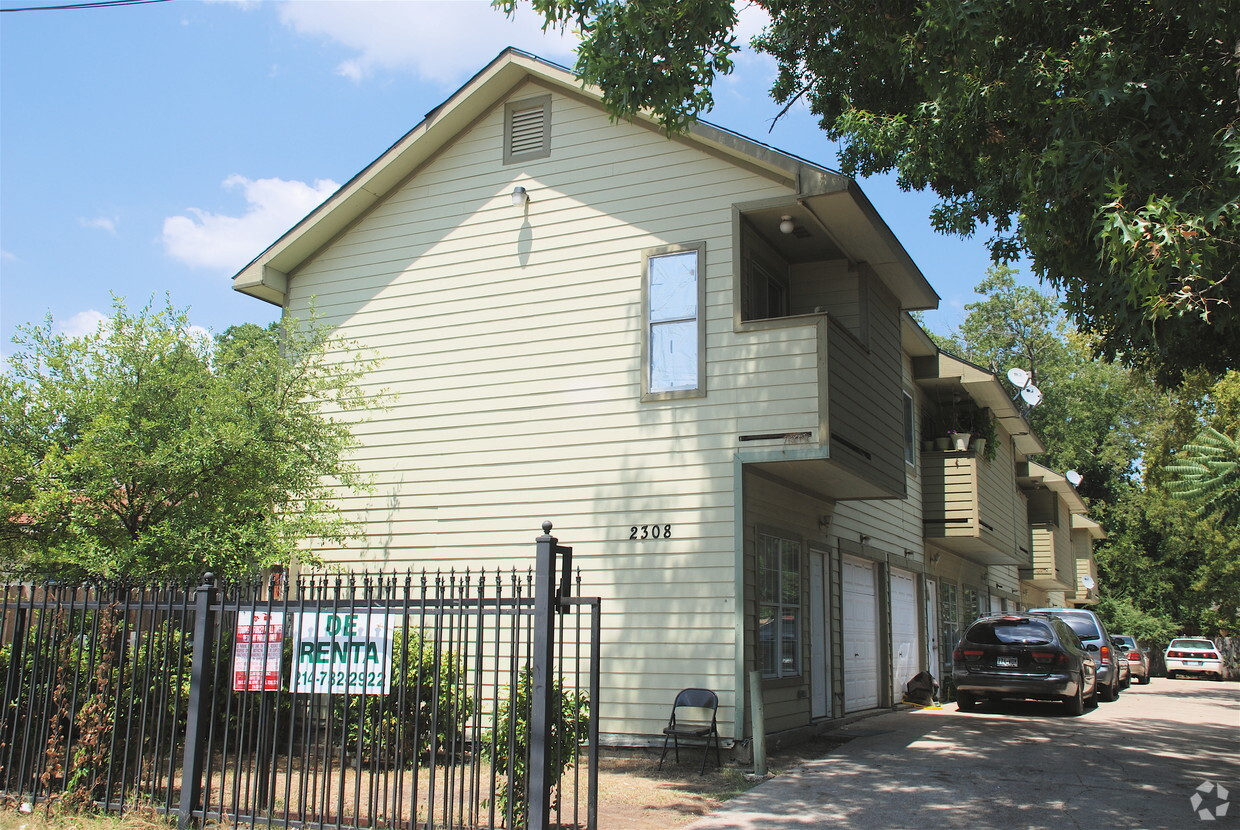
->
xmin=507 ymin=0 xmax=1240 ymax=381
xmin=495 ymin=0 xmax=738 ymax=134
xmin=0 ymin=297 xmax=383 ymax=580
xmin=483 ymin=668 xmax=590 ymax=828
xmin=932 ymin=271 xmax=1239 ymax=635
xmin=1092 ymin=594 xmax=1179 ymax=645
xmin=1165 ymin=427 xmax=1240 ymax=525
xmin=337 ymin=628 xmax=474 ymax=766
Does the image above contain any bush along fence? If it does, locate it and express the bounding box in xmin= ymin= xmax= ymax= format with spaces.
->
xmin=0 ymin=523 xmax=600 ymax=830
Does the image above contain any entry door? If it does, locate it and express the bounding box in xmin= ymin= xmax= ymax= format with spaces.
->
xmin=809 ymin=549 xmax=831 ymax=719
xmin=842 ymin=556 xmax=880 ymax=712
xmin=889 ymin=568 xmax=920 ymax=701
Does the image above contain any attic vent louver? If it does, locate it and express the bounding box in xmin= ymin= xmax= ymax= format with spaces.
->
xmin=504 ymin=94 xmax=552 ymax=164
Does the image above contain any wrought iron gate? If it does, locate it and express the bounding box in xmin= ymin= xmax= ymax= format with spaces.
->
xmin=0 ymin=524 xmax=599 ymax=830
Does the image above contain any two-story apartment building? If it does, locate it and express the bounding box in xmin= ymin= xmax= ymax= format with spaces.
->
xmin=232 ymin=49 xmax=1101 ymax=749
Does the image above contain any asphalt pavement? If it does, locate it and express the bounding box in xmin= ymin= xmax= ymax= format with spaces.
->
xmin=680 ymin=677 xmax=1240 ymax=830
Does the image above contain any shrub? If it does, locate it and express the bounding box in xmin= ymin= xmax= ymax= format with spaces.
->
xmin=334 ymin=628 xmax=473 ymax=767
xmin=482 ymin=668 xmax=590 ymax=828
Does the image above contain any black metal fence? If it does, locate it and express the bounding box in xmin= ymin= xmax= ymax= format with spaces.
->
xmin=0 ymin=526 xmax=600 ymax=830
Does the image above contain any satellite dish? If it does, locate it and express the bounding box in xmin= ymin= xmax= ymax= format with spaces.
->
xmin=1066 ymin=470 xmax=1083 ymax=487
xmin=1007 ymin=367 xmax=1030 ymax=388
xmin=1020 ymin=384 xmax=1044 ymax=407
xmin=1081 ymin=575 xmax=1096 ymax=590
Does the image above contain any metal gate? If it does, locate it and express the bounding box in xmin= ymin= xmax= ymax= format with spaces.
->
xmin=0 ymin=524 xmax=599 ymax=830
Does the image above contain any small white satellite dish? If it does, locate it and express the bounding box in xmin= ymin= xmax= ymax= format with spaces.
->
xmin=1020 ymin=384 xmax=1044 ymax=406
xmin=1081 ymin=575 xmax=1096 ymax=590
xmin=1066 ymin=470 xmax=1083 ymax=487
xmin=1007 ymin=367 xmax=1030 ymax=388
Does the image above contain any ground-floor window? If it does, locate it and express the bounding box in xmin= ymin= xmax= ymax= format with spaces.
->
xmin=758 ymin=532 xmax=801 ymax=678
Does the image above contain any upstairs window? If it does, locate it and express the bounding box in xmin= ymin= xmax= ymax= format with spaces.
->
xmin=643 ymin=243 xmax=705 ymax=399
xmin=504 ymin=95 xmax=551 ymax=164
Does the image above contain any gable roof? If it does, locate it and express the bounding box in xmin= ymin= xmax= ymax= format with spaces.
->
xmin=232 ymin=48 xmax=939 ymax=311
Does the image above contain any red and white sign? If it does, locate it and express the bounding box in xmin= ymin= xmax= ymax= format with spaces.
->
xmin=232 ymin=610 xmax=285 ymax=692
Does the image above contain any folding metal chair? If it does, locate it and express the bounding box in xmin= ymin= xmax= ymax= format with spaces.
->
xmin=657 ymin=688 xmax=722 ymax=773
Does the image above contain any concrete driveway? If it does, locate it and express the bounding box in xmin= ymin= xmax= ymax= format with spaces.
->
xmin=682 ymin=677 xmax=1240 ymax=829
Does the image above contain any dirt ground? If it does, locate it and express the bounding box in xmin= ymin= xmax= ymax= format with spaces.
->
xmin=0 ymin=737 xmax=852 ymax=830
xmin=591 ymin=735 xmax=854 ymax=830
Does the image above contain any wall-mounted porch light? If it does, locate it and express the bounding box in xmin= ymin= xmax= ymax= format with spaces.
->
xmin=511 ymin=185 xmax=530 ymax=206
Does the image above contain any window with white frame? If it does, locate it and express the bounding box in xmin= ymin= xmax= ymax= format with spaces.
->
xmin=758 ymin=532 xmax=802 ymax=679
xmin=643 ymin=243 xmax=704 ymax=398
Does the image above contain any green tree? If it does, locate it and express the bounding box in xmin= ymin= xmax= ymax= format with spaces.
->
xmin=1166 ymin=426 xmax=1240 ymax=525
xmin=933 ymin=267 xmax=1139 ymax=506
xmin=0 ymin=298 xmax=382 ymax=580
xmin=930 ymin=269 xmax=1239 ymax=634
xmin=504 ymin=0 xmax=1240 ymax=381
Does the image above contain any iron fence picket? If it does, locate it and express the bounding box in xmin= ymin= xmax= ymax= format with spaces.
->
xmin=0 ymin=553 xmax=598 ymax=830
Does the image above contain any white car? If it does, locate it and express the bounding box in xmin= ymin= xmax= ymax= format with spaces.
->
xmin=1164 ymin=638 xmax=1225 ymax=680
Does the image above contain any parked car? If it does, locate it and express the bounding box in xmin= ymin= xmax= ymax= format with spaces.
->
xmin=1113 ymin=639 xmax=1132 ymax=689
xmin=1165 ymin=638 xmax=1225 ymax=680
xmin=952 ymin=614 xmax=1098 ymax=715
xmin=1113 ymin=635 xmax=1149 ymax=684
xmin=1028 ymin=607 xmax=1122 ymax=701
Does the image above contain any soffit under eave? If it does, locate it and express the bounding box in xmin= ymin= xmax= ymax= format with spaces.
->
xmin=902 ymin=313 xmax=938 ymax=358
xmin=1024 ymin=462 xmax=1088 ymax=514
xmin=1072 ymin=514 xmax=1107 ymax=540
xmin=799 ymin=185 xmax=940 ymax=311
xmin=913 ymin=354 xmax=1046 ymax=454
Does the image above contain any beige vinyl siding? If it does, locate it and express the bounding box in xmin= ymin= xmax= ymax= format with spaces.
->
xmin=824 ymin=274 xmax=905 ymax=496
xmin=725 ymin=320 xmax=821 ymax=436
xmin=282 ymin=88 xmax=796 ymax=742
xmin=988 ymin=565 xmax=1021 ymax=596
xmin=1029 ymin=502 xmax=1073 ymax=591
xmin=832 ymin=356 xmax=926 ymax=557
xmin=788 ymin=260 xmax=858 ymax=327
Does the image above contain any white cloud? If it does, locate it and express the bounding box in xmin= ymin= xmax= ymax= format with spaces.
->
xmin=80 ymin=216 xmax=118 ymax=235
xmin=57 ymin=309 xmax=109 ymax=338
xmin=274 ymin=0 xmax=578 ymax=84
xmin=733 ymin=1 xmax=772 ymax=43
xmin=162 ymin=175 xmax=339 ymax=271
xmin=1 ymin=249 xmax=15 ymax=262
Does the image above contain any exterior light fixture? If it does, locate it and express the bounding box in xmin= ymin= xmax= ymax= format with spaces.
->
xmin=511 ymin=185 xmax=529 ymax=205
xmin=779 ymin=215 xmax=795 ymax=234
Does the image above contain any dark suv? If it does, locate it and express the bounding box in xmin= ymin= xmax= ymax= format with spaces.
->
xmin=952 ymin=614 xmax=1097 ymax=715
xmin=1028 ymin=607 xmax=1122 ymax=702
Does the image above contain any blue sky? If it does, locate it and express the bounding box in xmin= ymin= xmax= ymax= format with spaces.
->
xmin=1 ymin=0 xmax=1030 ymax=352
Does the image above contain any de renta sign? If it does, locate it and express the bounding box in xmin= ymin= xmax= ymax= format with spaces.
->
xmin=292 ymin=611 xmax=395 ymax=695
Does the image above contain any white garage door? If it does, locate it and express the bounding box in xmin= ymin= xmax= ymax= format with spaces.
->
xmin=843 ymin=556 xmax=880 ymax=712
xmin=890 ymin=568 xmax=920 ymax=701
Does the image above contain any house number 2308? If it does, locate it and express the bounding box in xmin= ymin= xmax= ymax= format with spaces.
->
xmin=629 ymin=525 xmax=672 ymax=540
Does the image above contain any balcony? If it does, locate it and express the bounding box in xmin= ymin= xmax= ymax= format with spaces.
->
xmin=921 ymin=448 xmax=1031 ymax=567
xmin=727 ymin=203 xmax=937 ymax=502
xmin=1023 ymin=521 xmax=1074 ymax=591
xmin=1062 ymin=515 xmax=1105 ymax=605
xmin=732 ymin=312 xmax=905 ymax=501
